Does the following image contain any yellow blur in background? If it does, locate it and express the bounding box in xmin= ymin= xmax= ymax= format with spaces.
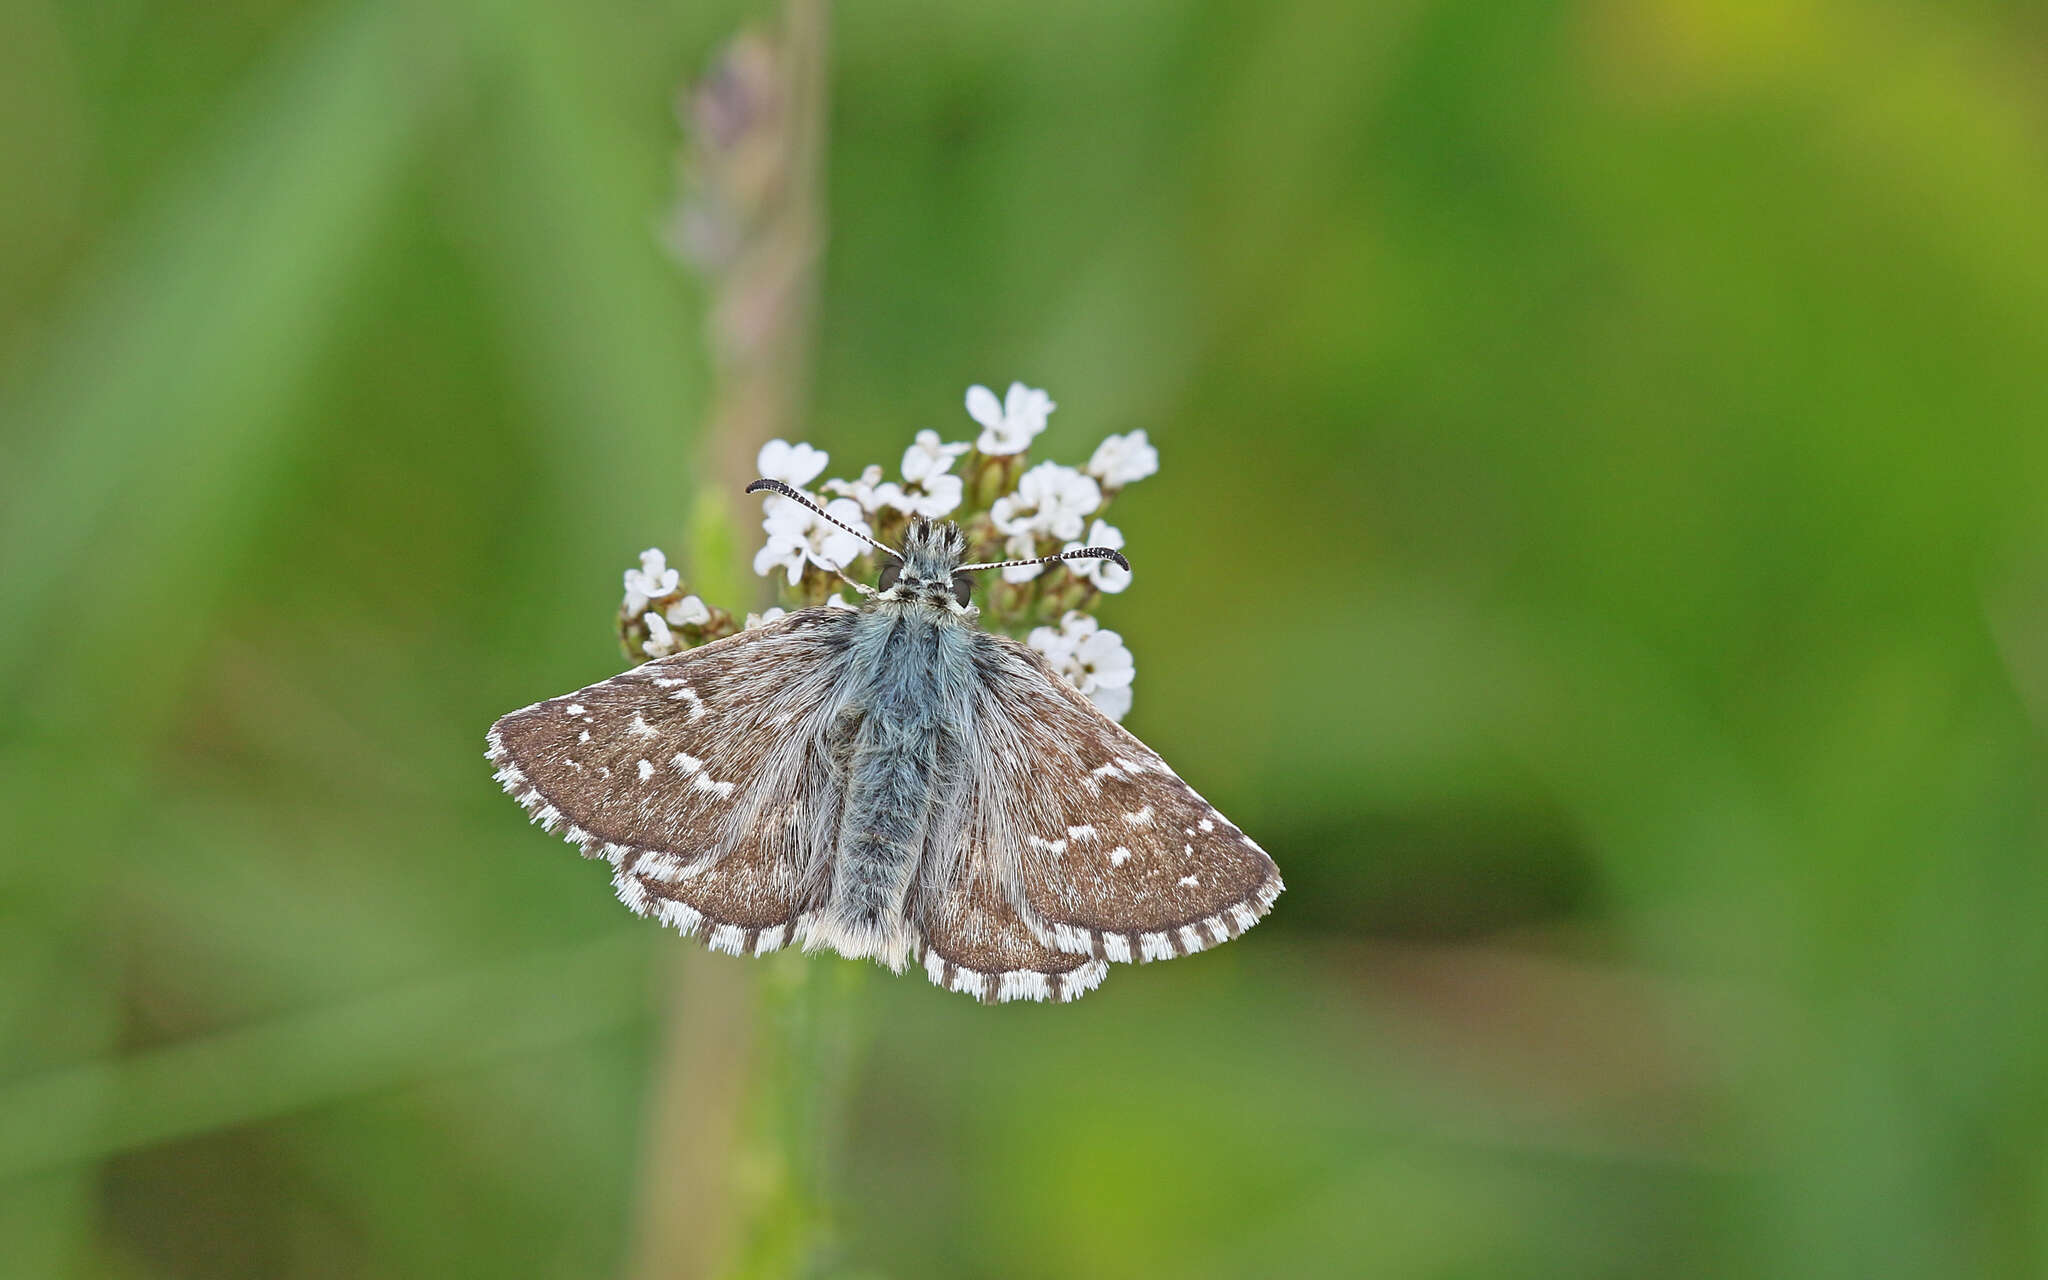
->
xmin=4 ymin=0 xmax=2048 ymax=1276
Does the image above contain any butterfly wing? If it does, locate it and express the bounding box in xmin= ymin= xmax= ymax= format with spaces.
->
xmin=964 ymin=632 xmax=1283 ymax=965
xmin=911 ymin=841 xmax=1109 ymax=1003
xmin=486 ymin=608 xmax=860 ymax=955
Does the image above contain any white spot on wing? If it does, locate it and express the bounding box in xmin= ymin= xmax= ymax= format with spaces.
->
xmin=565 ymin=703 xmax=587 ymax=716
xmin=1178 ymin=874 xmax=1200 ymax=888
xmin=999 ymin=971 xmax=1052 ymax=1002
xmin=691 ymin=771 xmax=735 ymax=800
xmin=708 ymin=924 xmax=748 ymax=955
xmin=666 ymin=686 xmax=707 ymax=721
xmin=629 ymin=714 xmax=657 ymax=738
xmin=671 ymin=752 xmax=702 ymax=775
xmin=1123 ymin=805 xmax=1154 ymax=827
xmin=637 ymin=759 xmax=654 ymax=780
xmin=638 ymin=851 xmax=690 ymax=882
xmin=1067 ymin=824 xmax=1097 ymax=842
xmin=653 ymin=897 xmax=704 ymax=938
xmin=612 ymin=870 xmax=649 ymax=913
xmin=1109 ymin=845 xmax=1131 ymax=867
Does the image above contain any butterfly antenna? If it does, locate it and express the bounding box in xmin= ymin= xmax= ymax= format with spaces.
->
xmin=745 ymin=478 xmax=904 ymax=562
xmin=957 ymin=544 xmax=1131 ymax=575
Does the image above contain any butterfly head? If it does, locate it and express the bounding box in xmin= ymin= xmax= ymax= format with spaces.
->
xmin=743 ymin=478 xmax=1133 ymax=615
xmin=878 ymin=518 xmax=973 ymax=610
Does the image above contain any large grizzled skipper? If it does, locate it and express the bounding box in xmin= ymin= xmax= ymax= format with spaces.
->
xmin=489 ymin=481 xmax=1281 ymax=1003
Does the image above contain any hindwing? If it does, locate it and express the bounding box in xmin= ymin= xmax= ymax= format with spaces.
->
xmin=912 ymin=872 xmax=1109 ymax=1005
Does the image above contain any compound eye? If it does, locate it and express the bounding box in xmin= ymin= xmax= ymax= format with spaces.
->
xmin=952 ymin=573 xmax=974 ymax=607
xmin=878 ymin=561 xmax=901 ymax=591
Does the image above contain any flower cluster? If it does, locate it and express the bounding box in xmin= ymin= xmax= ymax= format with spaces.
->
xmin=1029 ymin=611 xmax=1136 ymax=721
xmin=616 ymin=383 xmax=1156 ymax=720
xmin=617 ymin=548 xmax=738 ymax=658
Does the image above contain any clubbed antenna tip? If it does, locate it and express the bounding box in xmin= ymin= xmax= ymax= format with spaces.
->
xmin=958 ymin=544 xmax=1131 ymax=575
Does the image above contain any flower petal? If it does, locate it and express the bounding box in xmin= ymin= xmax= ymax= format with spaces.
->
xmin=965 ymin=384 xmax=1002 ymax=430
xmin=1088 ymin=682 xmax=1133 ymax=721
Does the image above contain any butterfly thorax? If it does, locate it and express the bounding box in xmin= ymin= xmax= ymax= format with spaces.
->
xmin=876 ymin=517 xmax=974 ymax=614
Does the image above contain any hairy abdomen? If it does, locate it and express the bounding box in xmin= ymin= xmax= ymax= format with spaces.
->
xmin=822 ymin=614 xmax=975 ymax=965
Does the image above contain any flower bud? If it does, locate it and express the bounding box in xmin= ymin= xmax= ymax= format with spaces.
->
xmin=966 ymin=449 xmax=1021 ymax=511
xmin=989 ymin=575 xmax=1037 ymax=627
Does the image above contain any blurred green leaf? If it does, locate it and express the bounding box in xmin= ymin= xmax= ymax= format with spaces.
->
xmin=2 ymin=0 xmax=2047 ymax=1275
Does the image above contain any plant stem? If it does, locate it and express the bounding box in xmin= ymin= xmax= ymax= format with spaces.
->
xmin=728 ymin=957 xmax=868 ymax=1280
xmin=627 ymin=5 xmax=849 ymax=1278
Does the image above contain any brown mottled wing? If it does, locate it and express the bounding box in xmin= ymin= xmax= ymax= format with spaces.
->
xmin=486 ymin=608 xmax=858 ymax=956
xmin=967 ymin=633 xmax=1283 ymax=965
xmin=912 ymin=861 xmax=1109 ymax=1005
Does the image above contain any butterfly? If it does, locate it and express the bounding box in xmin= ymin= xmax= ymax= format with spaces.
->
xmin=486 ymin=479 xmax=1282 ymax=1003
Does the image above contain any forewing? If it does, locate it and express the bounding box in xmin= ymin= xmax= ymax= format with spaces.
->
xmin=969 ymin=633 xmax=1283 ymax=964
xmin=486 ymin=608 xmax=858 ymax=955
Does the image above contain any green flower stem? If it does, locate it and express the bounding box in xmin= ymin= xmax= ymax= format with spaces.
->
xmin=727 ymin=957 xmax=869 ymax=1280
xmin=631 ymin=3 xmax=856 ymax=1277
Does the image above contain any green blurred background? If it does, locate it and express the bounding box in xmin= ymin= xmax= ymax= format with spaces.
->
xmin=6 ymin=0 xmax=2048 ymax=1276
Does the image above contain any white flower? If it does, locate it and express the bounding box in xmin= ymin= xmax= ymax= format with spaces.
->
xmin=1000 ymin=531 xmax=1045 ymax=584
xmin=753 ymin=495 xmax=871 ymax=585
xmin=744 ymin=607 xmax=787 ymax=630
xmin=623 ymin=548 xmax=680 ymax=614
xmin=665 ymin=594 xmax=711 ymax=627
xmin=642 ymin=611 xmax=677 ymax=658
xmin=965 ymin=381 xmax=1055 ymax=455
xmin=824 ymin=592 xmax=860 ymax=611
xmin=1086 ymin=429 xmax=1158 ymax=488
xmin=990 ymin=461 xmax=1101 ymax=541
xmin=902 ymin=429 xmax=970 ymax=483
xmin=753 ymin=538 xmax=803 ymax=584
xmin=1086 ymin=679 xmax=1133 ymax=722
xmin=1062 ymin=519 xmax=1130 ymax=593
xmin=1028 ymin=611 xmax=1135 ymax=721
xmin=824 ymin=465 xmax=898 ymax=514
xmin=755 ymin=438 xmax=829 ymax=489
xmin=887 ymin=471 xmax=963 ymax=519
